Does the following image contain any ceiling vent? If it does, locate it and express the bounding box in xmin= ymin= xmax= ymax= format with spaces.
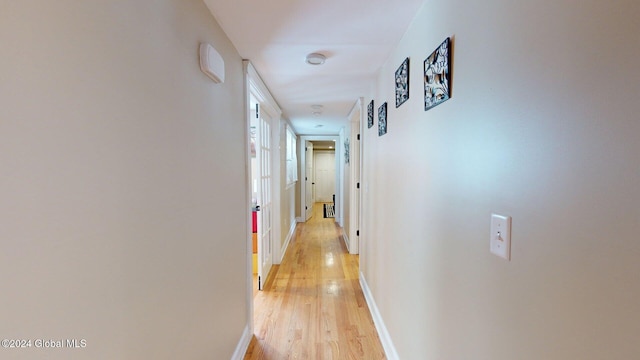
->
xmin=199 ymin=43 xmax=225 ymax=83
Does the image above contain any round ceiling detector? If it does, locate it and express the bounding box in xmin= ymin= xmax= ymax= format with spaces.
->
xmin=305 ymin=53 xmax=326 ymax=65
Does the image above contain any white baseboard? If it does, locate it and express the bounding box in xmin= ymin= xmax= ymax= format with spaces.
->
xmin=296 ymin=216 xmax=305 ymax=223
xmin=230 ymin=324 xmax=252 ymax=360
xmin=341 ymin=233 xmax=350 ymax=252
xmin=359 ymin=272 xmax=399 ymax=360
xmin=280 ymin=221 xmax=297 ymax=262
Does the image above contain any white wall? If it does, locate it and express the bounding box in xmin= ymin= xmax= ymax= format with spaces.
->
xmin=361 ymin=1 xmax=640 ymax=359
xmin=0 ymin=1 xmax=248 ymax=359
xmin=279 ymin=120 xmax=297 ymax=260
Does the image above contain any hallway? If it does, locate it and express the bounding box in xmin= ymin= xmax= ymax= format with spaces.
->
xmin=244 ymin=203 xmax=385 ymax=359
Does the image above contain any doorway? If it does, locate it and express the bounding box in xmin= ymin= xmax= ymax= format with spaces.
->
xmin=249 ymin=96 xmax=275 ymax=292
xmin=304 ymin=141 xmax=314 ymax=221
xmin=300 ymin=136 xmax=340 ymax=222
xmin=313 ymin=148 xmax=336 ymax=203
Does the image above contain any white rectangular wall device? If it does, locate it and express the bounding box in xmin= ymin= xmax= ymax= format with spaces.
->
xmin=199 ymin=43 xmax=225 ymax=83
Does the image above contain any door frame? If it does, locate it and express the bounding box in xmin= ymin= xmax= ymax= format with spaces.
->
xmin=304 ymin=141 xmax=314 ymax=221
xmin=246 ymin=62 xmax=281 ymax=287
xmin=244 ymin=61 xmax=282 ymax=293
xmin=255 ymin=103 xmax=275 ymax=289
xmin=346 ymin=98 xmax=364 ymax=254
xmin=298 ymin=135 xmax=340 ymax=223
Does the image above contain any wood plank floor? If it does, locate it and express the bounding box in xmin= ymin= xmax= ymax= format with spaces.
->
xmin=244 ymin=203 xmax=386 ymax=360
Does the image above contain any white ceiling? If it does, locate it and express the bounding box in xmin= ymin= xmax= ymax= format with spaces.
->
xmin=203 ymin=0 xmax=425 ymax=135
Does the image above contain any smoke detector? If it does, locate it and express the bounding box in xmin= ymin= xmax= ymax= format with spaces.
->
xmin=305 ymin=53 xmax=326 ymax=65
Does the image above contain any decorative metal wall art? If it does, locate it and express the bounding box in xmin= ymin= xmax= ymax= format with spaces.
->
xmin=395 ymin=57 xmax=410 ymax=108
xmin=344 ymin=137 xmax=350 ymax=164
xmin=378 ymin=102 xmax=388 ymax=136
xmin=367 ymin=100 xmax=374 ymax=128
xmin=424 ymin=37 xmax=451 ymax=111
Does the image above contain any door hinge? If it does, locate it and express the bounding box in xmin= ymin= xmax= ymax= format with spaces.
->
xmin=255 ymin=104 xmax=259 ymax=119
xmin=305 ymin=206 xmax=308 ymax=210
xmin=357 ymin=182 xmax=360 ymax=189
xmin=356 ymin=230 xmax=360 ymax=236
xmin=258 ymin=275 xmax=262 ymax=291
xmin=357 ymin=134 xmax=361 ymax=140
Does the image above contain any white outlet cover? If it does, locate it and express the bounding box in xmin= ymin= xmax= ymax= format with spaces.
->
xmin=490 ymin=214 xmax=511 ymax=260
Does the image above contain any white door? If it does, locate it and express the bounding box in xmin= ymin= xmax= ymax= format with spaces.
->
xmin=350 ymin=121 xmax=361 ymax=254
xmin=314 ymin=151 xmax=336 ymax=203
xmin=257 ymin=105 xmax=272 ymax=290
xmin=305 ymin=141 xmax=314 ymax=220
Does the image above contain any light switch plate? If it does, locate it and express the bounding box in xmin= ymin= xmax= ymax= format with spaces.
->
xmin=490 ymin=214 xmax=511 ymax=260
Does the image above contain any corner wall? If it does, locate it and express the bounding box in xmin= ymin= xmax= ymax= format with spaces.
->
xmin=0 ymin=1 xmax=248 ymax=358
xmin=361 ymin=1 xmax=640 ymax=359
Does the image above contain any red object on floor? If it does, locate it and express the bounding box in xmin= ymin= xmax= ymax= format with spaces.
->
xmin=252 ymin=211 xmax=257 ymax=233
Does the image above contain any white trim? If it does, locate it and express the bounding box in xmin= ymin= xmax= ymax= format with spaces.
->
xmin=346 ymin=98 xmax=363 ymax=255
xmin=245 ymin=60 xmax=282 ymax=285
xmin=280 ymin=221 xmax=297 ymax=262
xmin=342 ymin=232 xmax=350 ymax=252
xmin=241 ymin=60 xmax=254 ymax=351
xmin=337 ymin=127 xmax=346 ymax=227
xmin=359 ymin=272 xmax=399 ymax=360
xmin=296 ymin=216 xmax=305 ymax=223
xmin=357 ymin=97 xmax=364 ymax=254
xmin=246 ymin=63 xmax=282 ymax=118
xmin=230 ymin=324 xmax=252 ymax=360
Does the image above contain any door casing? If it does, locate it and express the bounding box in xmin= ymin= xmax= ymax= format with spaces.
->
xmin=299 ymin=135 xmax=340 ymax=223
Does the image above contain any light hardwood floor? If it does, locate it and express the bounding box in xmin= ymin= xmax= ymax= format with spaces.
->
xmin=244 ymin=203 xmax=386 ymax=360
